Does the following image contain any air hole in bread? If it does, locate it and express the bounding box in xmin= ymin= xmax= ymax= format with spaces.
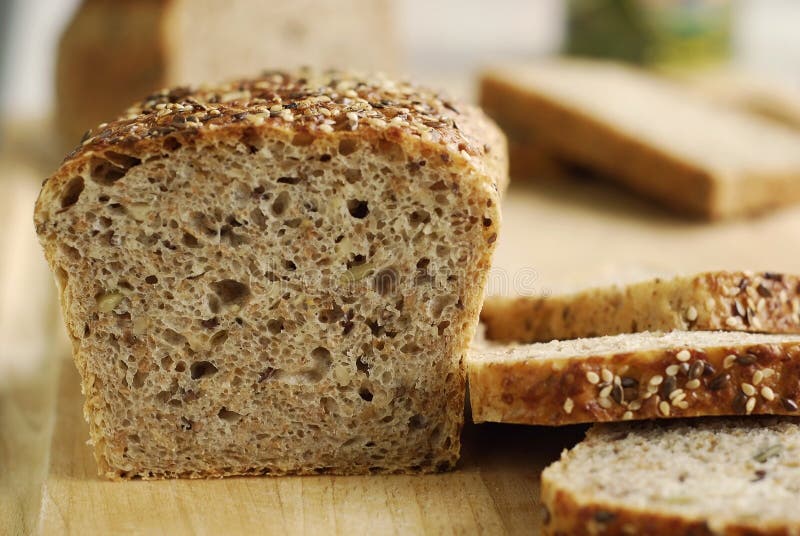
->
xmin=283 ymin=259 xmax=297 ymax=271
xmin=132 ymin=370 xmax=148 ymax=388
xmin=144 ymin=275 xmax=158 ymax=284
xmin=210 ymin=279 xmax=250 ymax=307
xmin=347 ymin=199 xmax=369 ymax=218
xmin=89 ymin=152 xmax=141 ymax=185
xmin=209 ymin=330 xmax=228 ymax=347
xmin=356 ymin=356 xmax=369 ymax=375
xmin=338 ymin=138 xmax=358 ymax=156
xmin=174 ymin=361 xmax=186 ymax=373
xmin=267 ymin=318 xmax=284 ymax=334
xmin=272 ymin=191 xmax=290 ymax=216
xmin=163 ymin=329 xmax=186 ymax=346
xmin=162 ymin=137 xmax=182 ymax=151
xmin=437 ymin=321 xmax=450 ymax=336
xmin=320 ymin=396 xmax=338 ymax=415
xmin=409 ymin=414 xmax=426 ymax=429
xmin=344 ymin=168 xmax=362 ymax=183
xmin=400 ymin=342 xmax=421 ymax=354
xmin=318 ymin=304 xmax=344 ymax=323
xmin=190 ymin=360 xmax=218 ymax=380
xmin=217 ymin=407 xmax=242 ymax=422
xmin=409 ymin=209 xmax=430 ymax=226
xmin=430 ymin=294 xmax=458 ymax=318
xmin=60 ymin=177 xmax=84 ymax=209
xmin=374 ymin=268 xmax=398 ymax=296
xmin=359 ymin=387 xmax=374 ymax=402
xmin=277 ymin=176 xmax=301 ymax=185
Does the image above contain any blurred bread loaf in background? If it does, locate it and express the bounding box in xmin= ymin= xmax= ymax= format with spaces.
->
xmin=56 ymin=0 xmax=400 ymax=147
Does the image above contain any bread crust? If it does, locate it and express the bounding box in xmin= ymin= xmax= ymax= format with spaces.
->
xmin=469 ymin=333 xmax=800 ymax=426
xmin=35 ymin=70 xmax=507 ymax=478
xmin=481 ymin=271 xmax=800 ymax=344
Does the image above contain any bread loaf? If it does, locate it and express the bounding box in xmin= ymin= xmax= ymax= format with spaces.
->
xmin=480 ymin=60 xmax=800 ymax=219
xmin=56 ymin=0 xmax=399 ymax=146
xmin=468 ymin=331 xmax=800 ymax=426
xmin=542 ymin=417 xmax=800 ymax=535
xmin=35 ymin=69 xmax=507 ymax=478
xmin=482 ymin=271 xmax=800 ymax=344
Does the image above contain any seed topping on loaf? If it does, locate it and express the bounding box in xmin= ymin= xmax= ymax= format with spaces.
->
xmin=69 ymin=70 xmax=492 ymax=164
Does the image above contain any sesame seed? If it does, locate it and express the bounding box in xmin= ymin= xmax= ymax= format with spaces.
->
xmin=671 ymin=392 xmax=687 ymax=405
xmin=783 ymin=398 xmax=799 ymax=411
xmin=669 ymin=388 xmax=685 ymax=401
xmin=762 ymin=368 xmax=776 ymax=378
xmin=601 ymin=369 xmax=614 ymax=383
xmin=563 ymin=397 xmax=574 ymax=415
xmin=723 ymin=355 xmax=736 ymax=369
xmin=685 ymin=306 xmax=698 ymax=322
xmin=659 ymin=401 xmax=671 ymax=416
xmin=599 ymin=385 xmax=613 ymax=399
xmin=649 ymin=375 xmax=664 ymax=386
xmin=666 ymin=365 xmax=680 ymax=376
xmin=675 ymin=400 xmax=689 ymax=410
xmin=752 ymin=370 xmax=764 ymax=385
xmin=628 ymin=400 xmax=642 ymax=411
xmin=685 ymin=379 xmax=701 ymax=390
xmin=761 ymin=386 xmax=775 ymax=401
xmin=676 ymin=350 xmax=691 ymax=362
xmin=598 ymin=398 xmax=612 ymax=409
xmin=622 ymin=411 xmax=633 ymax=420
xmin=706 ymin=297 xmax=716 ymax=309
xmin=725 ymin=317 xmax=739 ymax=327
xmin=688 ymin=361 xmax=705 ymax=379
xmin=746 ymin=397 xmax=756 ymax=414
xmin=586 ymin=371 xmax=600 ymax=384
xmin=318 ymin=123 xmax=334 ymax=133
xmin=741 ymin=383 xmax=756 ymax=396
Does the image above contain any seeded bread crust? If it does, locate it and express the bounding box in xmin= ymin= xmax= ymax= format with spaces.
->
xmin=482 ymin=271 xmax=800 ymax=344
xmin=542 ymin=418 xmax=800 ymax=535
xmin=480 ymin=60 xmax=800 ymax=219
xmin=468 ymin=331 xmax=800 ymax=426
xmin=35 ymin=70 xmax=507 ymax=479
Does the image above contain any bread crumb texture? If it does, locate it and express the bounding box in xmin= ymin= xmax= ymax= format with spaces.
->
xmin=34 ymin=69 xmax=506 ymax=478
xmin=542 ymin=417 xmax=800 ymax=535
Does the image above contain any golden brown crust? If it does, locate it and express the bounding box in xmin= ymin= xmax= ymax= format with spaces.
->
xmin=469 ymin=337 xmax=800 ymax=426
xmin=541 ymin=484 xmax=796 ymax=536
xmin=481 ymin=271 xmax=800 ymax=344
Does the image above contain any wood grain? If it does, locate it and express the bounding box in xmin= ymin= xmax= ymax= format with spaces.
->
xmin=38 ymin=362 xmax=582 ymax=535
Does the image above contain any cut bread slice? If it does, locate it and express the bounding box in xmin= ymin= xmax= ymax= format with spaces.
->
xmin=541 ymin=417 xmax=800 ymax=535
xmin=480 ymin=60 xmax=800 ymax=219
xmin=468 ymin=331 xmax=800 ymax=426
xmin=481 ymin=271 xmax=800 ymax=344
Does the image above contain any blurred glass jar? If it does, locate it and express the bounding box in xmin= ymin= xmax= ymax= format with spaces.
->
xmin=564 ymin=0 xmax=734 ymax=68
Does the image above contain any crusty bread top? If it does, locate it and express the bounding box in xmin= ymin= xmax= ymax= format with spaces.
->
xmin=483 ymin=60 xmax=800 ymax=179
xmin=62 ymin=69 xmax=506 ymax=191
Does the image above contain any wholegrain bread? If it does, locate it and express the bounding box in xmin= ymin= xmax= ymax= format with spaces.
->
xmin=482 ymin=271 xmax=800 ymax=344
xmin=541 ymin=417 xmax=800 ymax=535
xmin=468 ymin=331 xmax=800 ymax=426
xmin=480 ymin=60 xmax=800 ymax=219
xmin=56 ymin=0 xmax=399 ymax=146
xmin=35 ymin=69 xmax=507 ymax=478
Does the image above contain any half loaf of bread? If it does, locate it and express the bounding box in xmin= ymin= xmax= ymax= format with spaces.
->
xmin=35 ymin=70 xmax=507 ymax=478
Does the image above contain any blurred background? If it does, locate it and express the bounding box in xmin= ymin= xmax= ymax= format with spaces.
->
xmin=1 ymin=0 xmax=800 ymax=374
xmin=1 ymin=2 xmax=800 ymax=532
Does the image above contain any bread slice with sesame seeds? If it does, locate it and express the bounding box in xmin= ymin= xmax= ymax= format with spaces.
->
xmin=34 ymin=69 xmax=507 ymax=479
xmin=481 ymin=271 xmax=800 ymax=345
xmin=468 ymin=331 xmax=800 ymax=426
xmin=541 ymin=417 xmax=800 ymax=535
xmin=480 ymin=59 xmax=800 ymax=219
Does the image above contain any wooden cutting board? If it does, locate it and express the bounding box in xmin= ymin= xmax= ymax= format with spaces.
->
xmin=37 ymin=360 xmax=583 ymax=535
xmin=8 ymin=118 xmax=800 ymax=534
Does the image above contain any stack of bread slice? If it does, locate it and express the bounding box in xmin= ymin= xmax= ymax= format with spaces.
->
xmin=469 ymin=271 xmax=800 ymax=534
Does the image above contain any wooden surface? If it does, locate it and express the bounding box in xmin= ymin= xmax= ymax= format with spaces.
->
xmin=5 ymin=117 xmax=800 ymax=534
